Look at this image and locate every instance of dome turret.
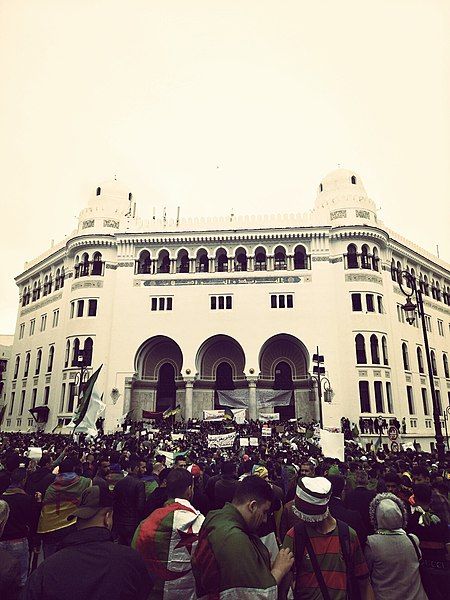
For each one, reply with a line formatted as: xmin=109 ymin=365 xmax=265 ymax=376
xmin=313 ymin=168 xmax=377 ymax=226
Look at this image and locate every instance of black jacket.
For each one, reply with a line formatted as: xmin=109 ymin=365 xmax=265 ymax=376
xmin=25 ymin=467 xmax=55 ymax=498
xmin=0 ymin=489 xmax=36 ymax=540
xmin=329 ymin=496 xmax=368 ymax=547
xmin=113 ymin=474 xmax=146 ymax=530
xmin=344 ymin=486 xmax=376 ymax=535
xmin=24 ymin=527 xmax=152 ymax=600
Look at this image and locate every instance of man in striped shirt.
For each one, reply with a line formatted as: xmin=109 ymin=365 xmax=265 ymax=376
xmin=280 ymin=477 xmax=374 ymax=600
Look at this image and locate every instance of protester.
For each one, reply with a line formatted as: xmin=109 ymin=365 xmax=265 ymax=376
xmin=0 ymin=467 xmax=36 ymax=587
xmin=0 ymin=499 xmax=23 ymax=599
xmin=192 ymin=475 xmax=294 ymax=599
xmin=113 ymin=456 xmax=146 ymax=545
xmin=344 ymin=469 xmax=376 ymax=535
xmin=365 ymin=492 xmax=427 ymax=599
xmin=327 ymin=473 xmax=368 ymax=547
xmin=37 ymin=456 xmax=92 ymax=558
xmin=280 ymin=476 xmax=374 ymax=599
xmin=24 ymin=486 xmax=153 ymax=600
xmin=133 ymin=468 xmax=204 ymax=599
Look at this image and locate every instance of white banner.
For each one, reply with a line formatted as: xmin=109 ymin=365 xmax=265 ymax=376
xmin=171 ymin=433 xmax=184 ymax=441
xmin=262 ymin=426 xmax=271 ymax=437
xmin=204 ymin=410 xmax=226 ymax=421
xmin=232 ymin=408 xmax=247 ymax=424
xmin=319 ymin=429 xmax=344 ymax=461
xmin=249 ymin=437 xmax=259 ymax=446
xmin=240 ymin=437 xmax=249 ymax=447
xmin=27 ymin=447 xmax=43 ymax=460
xmin=259 ymin=413 xmax=279 ymax=422
xmin=217 ymin=389 xmax=292 ymax=409
xmin=207 ymin=431 xmax=237 ymax=448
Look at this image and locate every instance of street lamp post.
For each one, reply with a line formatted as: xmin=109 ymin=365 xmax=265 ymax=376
xmin=309 ymin=347 xmax=333 ymax=429
xmin=399 ymin=271 xmax=446 ymax=463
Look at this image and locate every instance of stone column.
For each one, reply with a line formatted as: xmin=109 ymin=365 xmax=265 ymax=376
xmin=248 ymin=377 xmax=258 ymax=421
xmin=184 ymin=378 xmax=194 ymax=420
xmin=247 ymin=256 xmax=254 ymax=271
xmin=189 ymin=258 xmax=196 ymax=274
xmin=228 ymin=257 xmax=234 ymax=272
xmin=287 ymin=255 xmax=294 ymax=271
xmin=209 ymin=257 xmax=215 ymax=272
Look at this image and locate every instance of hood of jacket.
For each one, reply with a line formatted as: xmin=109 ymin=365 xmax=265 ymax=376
xmin=370 ymin=492 xmax=407 ymax=531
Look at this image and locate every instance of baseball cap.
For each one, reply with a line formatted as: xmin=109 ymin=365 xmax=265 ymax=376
xmin=68 ymin=485 xmax=113 ymax=521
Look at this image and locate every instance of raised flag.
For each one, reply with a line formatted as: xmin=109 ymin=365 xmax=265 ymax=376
xmin=70 ymin=365 xmax=103 ymax=430
xmin=163 ymin=404 xmax=181 ymax=419
xmin=223 ymin=406 xmax=234 ymax=420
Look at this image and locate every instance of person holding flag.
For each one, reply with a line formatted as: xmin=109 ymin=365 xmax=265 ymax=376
xmin=68 ymin=365 xmax=105 ymax=439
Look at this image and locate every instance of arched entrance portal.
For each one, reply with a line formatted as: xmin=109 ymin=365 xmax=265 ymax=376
xmin=156 ymin=363 xmax=177 ymax=413
xmin=259 ymin=334 xmax=309 ymax=420
xmin=133 ymin=336 xmax=183 ymax=418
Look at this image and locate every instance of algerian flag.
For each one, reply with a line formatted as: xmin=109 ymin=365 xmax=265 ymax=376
xmin=163 ymin=404 xmax=181 ymax=419
xmin=68 ymin=365 xmax=103 ymax=436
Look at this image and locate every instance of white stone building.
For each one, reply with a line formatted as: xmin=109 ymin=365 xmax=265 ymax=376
xmin=1 ymin=169 xmax=450 ymax=450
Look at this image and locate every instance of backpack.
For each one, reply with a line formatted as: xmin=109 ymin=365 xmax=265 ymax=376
xmin=293 ymin=520 xmax=360 ymax=600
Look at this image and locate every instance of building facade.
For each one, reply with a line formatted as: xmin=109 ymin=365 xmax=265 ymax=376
xmin=1 ymin=170 xmax=449 ymax=450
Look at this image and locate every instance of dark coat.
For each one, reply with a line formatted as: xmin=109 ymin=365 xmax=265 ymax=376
xmin=0 ymin=489 xmax=35 ymax=540
xmin=24 ymin=527 xmax=153 ymax=600
xmin=25 ymin=467 xmax=55 ymax=498
xmin=329 ymin=496 xmax=368 ymax=547
xmin=113 ymin=474 xmax=146 ymax=531
xmin=344 ymin=485 xmax=376 ymax=535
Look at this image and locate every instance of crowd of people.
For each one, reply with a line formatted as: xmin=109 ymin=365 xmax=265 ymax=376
xmin=0 ymin=417 xmax=449 ymax=599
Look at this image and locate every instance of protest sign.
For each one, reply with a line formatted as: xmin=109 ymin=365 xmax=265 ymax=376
xmin=239 ymin=437 xmax=249 ymax=447
xmin=207 ymin=431 xmax=237 ymax=448
xmin=319 ymin=429 xmax=344 ymax=461
xmin=261 ymin=426 xmax=271 ymax=437
xmin=259 ymin=413 xmax=279 ymax=422
xmin=28 ymin=447 xmax=43 ymax=460
xmin=171 ymin=433 xmax=184 ymax=441
xmin=249 ymin=437 xmax=259 ymax=446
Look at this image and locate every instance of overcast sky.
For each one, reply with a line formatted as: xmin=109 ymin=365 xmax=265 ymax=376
xmin=0 ymin=0 xmax=449 ymax=334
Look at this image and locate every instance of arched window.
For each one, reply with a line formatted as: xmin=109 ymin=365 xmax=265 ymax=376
xmin=71 ymin=338 xmax=80 ymax=367
xmin=355 ymin=334 xmax=367 ymax=364
xmin=423 ymin=275 xmax=429 ymax=296
xmin=43 ymin=275 xmax=49 ymax=297
xmin=234 ymin=248 xmax=247 ymax=272
xmin=157 ymin=250 xmax=170 ymax=274
xmin=80 ymin=253 xmax=90 ymax=277
xmin=430 ymin=350 xmax=437 ymax=376
xmin=177 ymin=249 xmax=190 ymax=273
xmin=390 ymin=259 xmax=396 ymax=282
xmin=35 ymin=349 xmax=42 ymax=375
xmin=402 ymin=342 xmax=410 ymax=371
xmin=443 ymin=354 xmax=449 ymax=379
xmin=216 ymin=249 xmax=228 ymax=272
xmin=83 ymin=338 xmax=93 ymax=366
xmin=294 ymin=245 xmax=308 ymax=270
xmin=47 ymin=274 xmax=53 ymax=294
xmin=372 ymin=247 xmax=379 ymax=271
xmin=137 ymin=250 xmax=151 ymax=274
xmin=24 ymin=353 xmax=30 ymax=377
xmin=47 ymin=346 xmax=55 ymax=373
xmin=32 ymin=281 xmax=38 ymax=302
xmin=435 ymin=281 xmax=441 ymax=301
xmin=370 ymin=334 xmax=380 ymax=364
xmin=351 ymin=175 xmax=357 ymax=184
xmin=417 ymin=347 xmax=424 ymax=373
xmin=396 ymin=261 xmax=402 ymax=284
xmin=361 ymin=244 xmax=371 ymax=269
xmin=96 ymin=186 xmax=101 ymax=196
xmin=64 ymin=340 xmax=70 ymax=368
xmin=22 ymin=287 xmax=27 ymax=307
xmin=197 ymin=249 xmax=209 ymax=273
xmin=274 ymin=246 xmax=287 ymax=270
xmin=55 ymin=268 xmax=61 ymax=289
xmin=381 ymin=336 xmax=389 ymax=365
xmin=13 ymin=356 xmax=20 ymax=379
xmin=60 ymin=267 xmax=65 ymax=288
xmin=91 ymin=252 xmax=103 ymax=276
xmin=254 ymin=247 xmax=267 ymax=271
xmin=346 ymin=244 xmax=359 ymax=269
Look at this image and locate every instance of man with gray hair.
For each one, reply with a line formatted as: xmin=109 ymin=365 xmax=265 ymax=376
xmin=0 ymin=500 xmax=21 ymax=599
